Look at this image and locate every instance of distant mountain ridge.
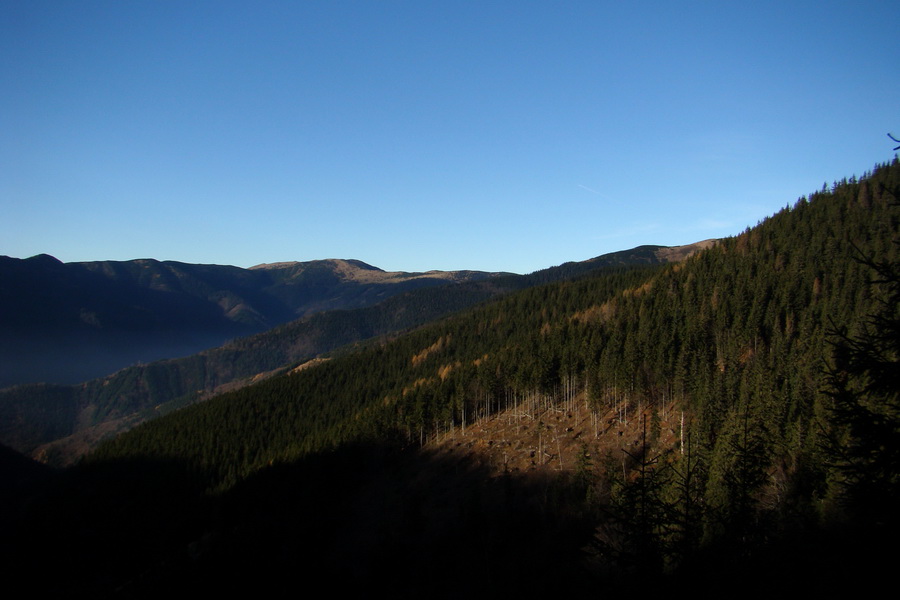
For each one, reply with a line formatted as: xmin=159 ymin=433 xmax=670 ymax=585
xmin=0 ymin=255 xmax=507 ymax=387
xmin=251 ymin=258 xmax=493 ymax=284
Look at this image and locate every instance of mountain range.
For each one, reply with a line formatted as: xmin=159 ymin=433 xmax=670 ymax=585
xmin=0 ymin=255 xmax=508 ymax=388
xmin=2 ymin=160 xmax=898 ymax=595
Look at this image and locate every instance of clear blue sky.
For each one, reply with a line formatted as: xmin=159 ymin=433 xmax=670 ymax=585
xmin=2 ymin=1 xmax=898 ymax=274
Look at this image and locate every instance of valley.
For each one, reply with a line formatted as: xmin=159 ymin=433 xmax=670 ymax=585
xmin=0 ymin=256 xmax=508 ymax=388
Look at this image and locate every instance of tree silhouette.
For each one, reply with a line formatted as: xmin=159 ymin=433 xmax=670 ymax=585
xmin=824 ymin=242 xmax=900 ymax=524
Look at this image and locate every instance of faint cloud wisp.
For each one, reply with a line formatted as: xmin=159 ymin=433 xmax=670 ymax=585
xmin=577 ymin=184 xmax=612 ymax=200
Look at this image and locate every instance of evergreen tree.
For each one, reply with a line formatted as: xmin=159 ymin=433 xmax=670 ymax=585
xmin=824 ymin=242 xmax=900 ymax=524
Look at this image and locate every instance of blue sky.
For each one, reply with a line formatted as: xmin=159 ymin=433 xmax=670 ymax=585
xmin=2 ymin=1 xmax=898 ymax=274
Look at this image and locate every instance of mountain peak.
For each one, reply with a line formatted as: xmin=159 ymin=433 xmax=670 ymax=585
xmin=25 ymin=253 xmax=63 ymax=266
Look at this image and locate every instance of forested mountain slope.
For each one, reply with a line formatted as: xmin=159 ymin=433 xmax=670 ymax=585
xmin=93 ymin=162 xmax=899 ymax=495
xmin=7 ymin=160 xmax=898 ymax=595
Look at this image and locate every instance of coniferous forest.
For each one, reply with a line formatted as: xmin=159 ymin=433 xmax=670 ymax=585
xmin=3 ymin=160 xmax=899 ymax=596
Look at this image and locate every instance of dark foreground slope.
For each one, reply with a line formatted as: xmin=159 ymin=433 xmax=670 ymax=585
xmin=6 ymin=160 xmax=898 ymax=596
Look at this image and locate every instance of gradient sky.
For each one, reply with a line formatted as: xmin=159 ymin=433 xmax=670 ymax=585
xmin=2 ymin=1 xmax=898 ymax=274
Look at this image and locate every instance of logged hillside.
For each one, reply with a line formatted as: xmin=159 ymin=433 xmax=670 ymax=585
xmin=6 ymin=161 xmax=898 ymax=595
